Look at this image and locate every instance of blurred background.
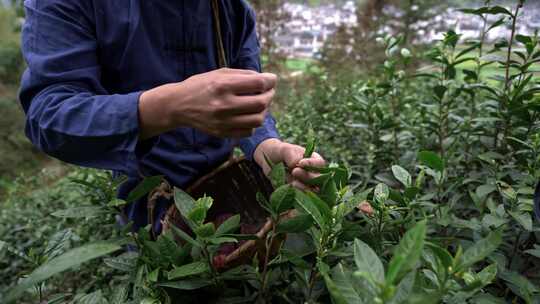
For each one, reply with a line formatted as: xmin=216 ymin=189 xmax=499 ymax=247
xmin=0 ymin=0 xmax=538 ymax=190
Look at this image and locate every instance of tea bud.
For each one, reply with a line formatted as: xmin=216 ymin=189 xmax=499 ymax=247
xmin=462 ymin=272 xmax=476 ymax=285
xmin=387 ymin=46 xmax=399 ymax=57
xmin=401 ymin=48 xmax=411 ymax=58
xmin=397 ymin=70 xmax=406 ymax=79
xmin=376 ymin=37 xmax=385 ymax=45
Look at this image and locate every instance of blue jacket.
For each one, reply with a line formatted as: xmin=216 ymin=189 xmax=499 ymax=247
xmin=19 ymin=0 xmax=280 ymax=231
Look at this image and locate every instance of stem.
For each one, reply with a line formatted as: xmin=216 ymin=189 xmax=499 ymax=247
xmin=202 ymin=245 xmax=219 ymax=286
xmin=392 ymin=90 xmax=400 ymax=163
xmin=466 ymin=15 xmax=488 ymax=161
xmin=508 ymin=231 xmax=523 ymax=270
xmin=504 ymin=5 xmax=521 ymax=93
xmin=501 ymin=3 xmax=522 ymax=149
xmin=306 ymin=264 xmax=319 ymax=302
xmin=260 ymin=219 xmax=278 ymax=300
xmin=377 ymin=209 xmax=385 ymax=253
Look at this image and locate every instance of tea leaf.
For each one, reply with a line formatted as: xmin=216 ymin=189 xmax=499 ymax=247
xmin=126 ymin=176 xmax=163 ymax=203
xmin=170 ymin=225 xmax=200 ymax=247
xmin=208 ymin=236 xmax=237 ymax=245
xmin=304 ymin=128 xmax=317 ymax=158
xmin=276 ymin=214 xmax=314 ymax=234
xmin=168 ymin=261 xmax=209 ymax=280
xmin=392 ymin=165 xmax=412 ymax=188
xmin=386 ymin=220 xmax=427 ymax=285
xmin=295 ymin=191 xmax=330 ymax=229
xmin=5 ymin=241 xmax=123 ymax=303
xmin=215 ymin=214 xmax=241 ymax=235
xmin=158 ymin=279 xmax=211 ymax=290
xmin=320 ymin=178 xmax=338 ymax=207
xmin=425 ymin=243 xmax=453 ymax=270
xmin=353 ymin=239 xmax=384 ymax=283
xmin=148 ymin=268 xmax=160 ymax=282
xmin=269 ymin=162 xmax=287 ymax=188
xmin=174 ymin=187 xmax=197 ymax=217
xmin=477 ymin=263 xmax=498 ymax=285
xmin=524 ymin=245 xmax=540 ymax=258
xmin=327 ymin=264 xmax=363 ymax=304
xmin=76 ymin=290 xmax=108 ymax=304
xmin=194 ymin=222 xmax=216 ymax=238
xmin=458 ymin=230 xmax=502 ymax=271
xmin=270 ymin=185 xmax=296 ymax=213
xmin=509 ymin=211 xmax=532 ymax=231
xmin=389 ymin=270 xmax=416 ymax=304
xmin=44 ymin=229 xmax=73 ymax=260
xmin=418 ymin=151 xmax=444 ymax=172
xmin=374 ymin=183 xmax=390 ymax=203
xmin=499 ymin=271 xmax=539 ymax=302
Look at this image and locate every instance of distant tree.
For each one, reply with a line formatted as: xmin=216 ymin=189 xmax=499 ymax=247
xmin=249 ymin=0 xmax=290 ymax=73
xmin=320 ymin=0 xmax=448 ymax=77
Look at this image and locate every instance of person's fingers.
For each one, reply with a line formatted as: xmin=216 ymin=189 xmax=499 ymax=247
xmin=219 ymin=89 xmax=275 ymax=116
xmin=282 ymin=144 xmax=306 ymax=169
xmin=291 ymin=167 xmax=320 ymax=183
xmin=298 ymin=152 xmax=326 ymax=168
xmin=217 ymin=68 xmax=258 ymax=75
xmin=291 ymin=180 xmax=311 ymax=191
xmin=226 ymin=73 xmax=277 ymax=95
xmin=225 ymin=110 xmax=267 ymax=129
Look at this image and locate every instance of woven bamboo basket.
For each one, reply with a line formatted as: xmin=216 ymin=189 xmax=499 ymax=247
xmin=162 ymin=157 xmax=291 ymax=270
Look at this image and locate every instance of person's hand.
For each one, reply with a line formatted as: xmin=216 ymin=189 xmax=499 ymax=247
xmin=254 ymin=139 xmax=326 ymax=191
xmin=138 ymin=68 xmax=277 ymax=139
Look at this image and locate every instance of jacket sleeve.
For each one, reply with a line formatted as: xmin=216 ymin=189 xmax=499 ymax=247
xmin=19 ymin=0 xmax=152 ymax=174
xmin=232 ymin=4 xmax=281 ymax=160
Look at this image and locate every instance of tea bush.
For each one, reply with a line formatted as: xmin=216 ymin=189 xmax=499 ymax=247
xmin=2 ymin=1 xmax=540 ymax=304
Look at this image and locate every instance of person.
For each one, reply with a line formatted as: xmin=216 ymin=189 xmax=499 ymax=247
xmin=19 ymin=0 xmax=325 ymax=233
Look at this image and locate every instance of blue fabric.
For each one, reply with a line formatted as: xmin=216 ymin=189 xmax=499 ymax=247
xmin=19 ymin=0 xmax=280 ymax=232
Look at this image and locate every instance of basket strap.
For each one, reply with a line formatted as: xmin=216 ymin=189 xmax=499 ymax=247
xmin=211 ymin=0 xmax=240 ymax=161
xmin=211 ymin=0 xmax=228 ymax=68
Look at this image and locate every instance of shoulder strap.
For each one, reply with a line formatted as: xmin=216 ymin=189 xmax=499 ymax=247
xmin=211 ymin=0 xmax=228 ymax=68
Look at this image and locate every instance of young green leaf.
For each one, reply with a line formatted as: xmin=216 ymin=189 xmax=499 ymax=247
xmin=276 ymin=214 xmax=314 ymax=234
xmin=193 ymin=222 xmax=216 ymax=238
xmin=418 ymin=151 xmax=444 ymax=172
xmin=170 ymin=225 xmax=200 ymax=247
xmin=168 ymin=261 xmax=209 ymax=280
xmin=158 ymin=279 xmax=212 ymax=290
xmin=126 ymin=176 xmax=163 ymax=203
xmin=353 ymin=239 xmax=385 ymax=283
xmin=374 ymin=183 xmax=390 ymax=204
xmin=386 ymin=220 xmax=427 ymax=285
xmin=303 ymin=128 xmax=317 ymax=159
xmin=319 ymin=177 xmax=338 ymax=207
xmin=327 ymin=264 xmax=363 ymax=304
xmin=389 ymin=270 xmax=416 ymax=304
xmin=267 ymin=160 xmax=287 ymax=188
xmin=174 ymin=187 xmax=197 ymax=217
xmin=457 ymin=229 xmax=502 ymax=271
xmin=391 ymin=165 xmax=412 ymax=188
xmin=295 ymin=191 xmax=330 ymax=229
xmin=215 ymin=214 xmax=240 ymax=235
xmin=270 ymin=185 xmax=296 ymax=213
